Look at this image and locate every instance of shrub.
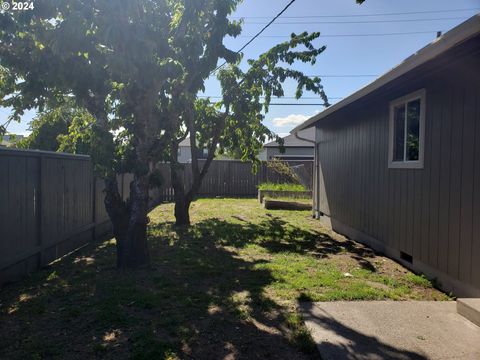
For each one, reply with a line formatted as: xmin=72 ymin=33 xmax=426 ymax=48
xmin=266 ymin=158 xmax=301 ymax=184
xmin=258 ymin=182 xmax=307 ymax=191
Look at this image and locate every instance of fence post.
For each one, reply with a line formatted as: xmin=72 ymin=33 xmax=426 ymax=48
xmin=227 ymin=161 xmax=232 ymax=196
xmin=37 ymin=155 xmax=45 ymax=268
xmin=261 ymin=162 xmax=266 ymax=184
xmin=92 ymin=172 xmax=96 ymax=241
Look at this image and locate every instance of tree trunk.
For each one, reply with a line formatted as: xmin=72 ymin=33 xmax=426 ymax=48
xmin=169 ymin=107 xmax=227 ymax=227
xmin=174 ymin=197 xmax=191 ymax=226
xmin=171 ymin=163 xmax=191 ymax=226
xmin=104 ymin=175 xmax=150 ymax=268
xmin=120 ymin=175 xmax=150 ymax=267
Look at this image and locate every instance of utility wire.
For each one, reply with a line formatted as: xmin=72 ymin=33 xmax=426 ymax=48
xmin=260 ymin=103 xmax=327 ymax=106
xmin=243 ymin=16 xmax=466 ymax=25
xmin=231 ymin=7 xmax=480 ymax=19
xmin=210 ymin=102 xmax=330 ymax=106
xmin=199 ymin=95 xmax=344 ymax=99
xmin=306 ymin=74 xmax=377 ymax=78
xmin=237 ymin=30 xmax=444 ymax=38
xmin=210 ymin=0 xmax=297 ymax=76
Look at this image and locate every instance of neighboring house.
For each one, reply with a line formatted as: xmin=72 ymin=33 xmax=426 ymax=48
xmin=259 ymin=127 xmax=315 ymax=161
xmin=0 ymin=134 xmax=24 ymax=147
xmin=292 ymin=15 xmax=480 ymax=297
xmin=177 ymin=137 xmax=209 ymax=163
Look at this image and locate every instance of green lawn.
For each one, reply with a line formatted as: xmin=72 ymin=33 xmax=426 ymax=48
xmin=0 ymin=198 xmax=449 ymax=360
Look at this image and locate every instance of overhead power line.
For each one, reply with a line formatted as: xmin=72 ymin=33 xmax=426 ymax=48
xmin=210 ymin=102 xmax=329 ymax=106
xmin=261 ymin=103 xmax=326 ymax=106
xmin=198 ymin=95 xmax=344 ymax=100
xmin=231 ymin=8 xmax=480 ymax=19
xmin=306 ymin=74 xmax=377 ymax=78
xmin=210 ymin=0 xmax=297 ymax=75
xmin=244 ymin=17 xmax=466 ymax=25
xmin=237 ymin=30 xmax=444 ymax=38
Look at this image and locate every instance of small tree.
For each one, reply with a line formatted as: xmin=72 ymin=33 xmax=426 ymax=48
xmin=166 ymin=32 xmax=329 ymax=225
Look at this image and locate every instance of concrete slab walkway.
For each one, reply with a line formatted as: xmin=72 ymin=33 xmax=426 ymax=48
xmin=300 ymin=301 xmax=480 ymax=360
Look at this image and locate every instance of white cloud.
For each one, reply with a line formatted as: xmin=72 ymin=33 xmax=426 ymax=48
xmin=272 ymin=114 xmax=309 ymax=127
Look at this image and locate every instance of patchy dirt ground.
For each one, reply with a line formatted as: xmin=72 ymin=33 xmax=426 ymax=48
xmin=0 ymin=198 xmax=449 ymax=360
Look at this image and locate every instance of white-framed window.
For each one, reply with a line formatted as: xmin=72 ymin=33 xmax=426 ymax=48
xmin=388 ymin=89 xmax=426 ymax=169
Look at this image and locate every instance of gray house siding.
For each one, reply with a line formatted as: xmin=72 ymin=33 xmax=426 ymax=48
xmin=264 ymin=146 xmax=314 ymax=160
xmin=314 ymin=43 xmax=480 ymax=296
xmin=177 ymin=146 xmax=192 ymax=163
xmin=261 ymin=128 xmax=315 ymax=160
xmin=177 ymin=145 xmax=208 ymax=163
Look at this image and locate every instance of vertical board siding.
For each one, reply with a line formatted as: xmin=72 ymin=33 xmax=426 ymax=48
xmin=426 ymin=85 xmax=442 ymax=268
xmin=316 ymin=54 xmax=480 ymax=292
xmin=447 ymin=87 xmax=464 ymax=279
xmin=458 ymin=84 xmax=476 ymax=283
xmin=406 ymin=170 xmax=415 ymax=255
xmin=472 ymin=87 xmax=480 ymax=287
xmin=437 ymin=87 xmax=453 ymax=274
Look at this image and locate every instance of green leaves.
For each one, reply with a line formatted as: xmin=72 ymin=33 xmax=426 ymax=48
xmin=1 ymin=0 xmax=333 ymax=184
xmin=211 ymin=31 xmax=329 ymax=164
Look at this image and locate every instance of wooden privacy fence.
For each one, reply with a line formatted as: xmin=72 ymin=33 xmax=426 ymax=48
xmin=0 ymin=148 xmax=142 ymax=285
xmin=154 ymin=159 xmax=313 ymax=202
xmin=0 ymin=150 xmax=311 ymax=285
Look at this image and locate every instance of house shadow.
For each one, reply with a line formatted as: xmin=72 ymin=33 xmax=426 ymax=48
xmin=300 ymin=302 xmax=428 ymax=360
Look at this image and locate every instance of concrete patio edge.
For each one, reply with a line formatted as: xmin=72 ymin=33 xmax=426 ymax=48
xmin=300 ymin=301 xmax=480 ymax=360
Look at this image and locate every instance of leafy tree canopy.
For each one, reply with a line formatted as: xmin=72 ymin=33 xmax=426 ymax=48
xmin=15 ymin=100 xmax=94 ymax=153
xmin=0 ymin=0 xmax=361 ymax=265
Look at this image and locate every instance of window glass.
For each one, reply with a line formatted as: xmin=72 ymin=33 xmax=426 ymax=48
xmin=406 ymin=99 xmax=420 ymax=161
xmin=389 ymin=90 xmax=424 ymax=168
xmin=393 ymin=104 xmax=405 ymax=162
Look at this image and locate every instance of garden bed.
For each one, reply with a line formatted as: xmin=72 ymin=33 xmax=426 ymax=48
xmin=258 ymin=189 xmax=312 ymax=203
xmin=257 ymin=183 xmax=312 ymax=203
xmin=263 ymin=198 xmax=312 ymax=210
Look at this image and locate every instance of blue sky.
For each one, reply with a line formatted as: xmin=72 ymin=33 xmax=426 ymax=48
xmin=3 ymin=0 xmax=480 ymax=136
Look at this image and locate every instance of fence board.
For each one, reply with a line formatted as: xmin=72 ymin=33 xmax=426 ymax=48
xmin=152 ymin=160 xmax=312 ymax=202
xmin=1 ymin=149 xmax=311 ymax=285
xmin=0 ymin=149 xmax=149 ymax=285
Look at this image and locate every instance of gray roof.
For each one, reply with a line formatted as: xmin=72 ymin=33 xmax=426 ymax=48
xmin=292 ymin=14 xmax=480 ymax=132
xmin=264 ymin=127 xmax=315 ymax=148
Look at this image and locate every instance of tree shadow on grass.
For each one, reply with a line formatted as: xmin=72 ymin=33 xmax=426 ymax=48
xmin=0 ymin=223 xmax=316 ymax=359
xmin=190 ymin=215 xmax=377 ymax=270
xmin=0 ymin=214 xmax=385 ymax=359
